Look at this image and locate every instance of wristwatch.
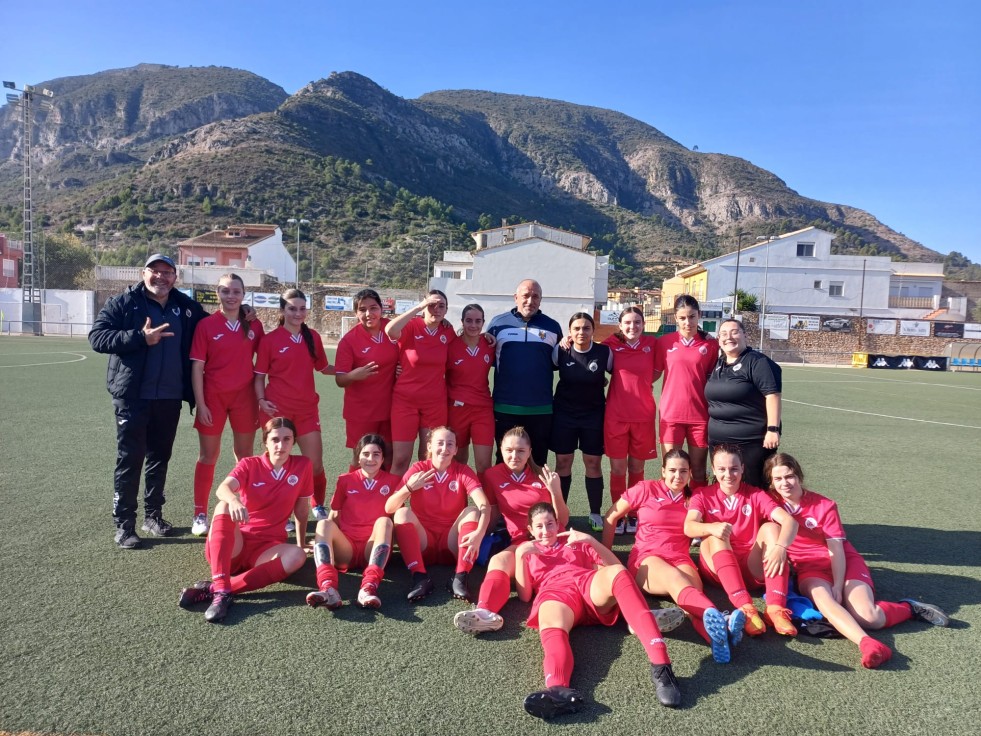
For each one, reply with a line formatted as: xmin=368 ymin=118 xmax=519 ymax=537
xmin=766 ymin=425 xmax=782 ymax=434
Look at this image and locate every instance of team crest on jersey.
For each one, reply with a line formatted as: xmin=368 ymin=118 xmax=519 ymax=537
xmin=742 ymin=504 xmax=752 ymax=516
xmin=440 ymin=334 xmax=448 ymax=344
xmin=484 ymin=354 xmax=490 ymax=364
xmin=449 ymin=480 xmax=460 ymax=492
xmin=643 ymin=346 xmax=651 ymax=353
xmin=532 ymin=482 xmax=543 ymax=489
xmin=733 ymin=363 xmax=743 ymax=372
xmin=380 ymin=485 xmax=391 ymax=496
xmin=587 ymin=360 xmax=599 ymax=372
xmin=805 ymin=517 xmax=818 ymax=529
xmin=699 ymin=345 xmax=708 ymax=355
xmin=248 ymin=330 xmax=255 ymax=340
xmin=287 ymin=474 xmax=299 ymax=486
xmin=538 ymin=330 xmax=547 ymax=341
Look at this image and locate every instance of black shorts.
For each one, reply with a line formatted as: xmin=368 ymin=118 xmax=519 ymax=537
xmin=550 ymin=411 xmax=604 ymax=456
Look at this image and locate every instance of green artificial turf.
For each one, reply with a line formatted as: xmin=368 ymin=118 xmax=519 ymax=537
xmin=0 ymin=338 xmax=978 ymax=736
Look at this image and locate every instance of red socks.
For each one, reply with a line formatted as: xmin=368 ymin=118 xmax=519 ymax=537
xmin=540 ymin=627 xmax=574 ymax=688
xmin=860 ymin=636 xmax=893 ymax=669
xmin=315 ymin=559 xmax=339 ymax=592
xmin=312 ymin=469 xmax=327 ymax=507
xmin=362 ymin=564 xmax=384 ymax=590
xmin=476 ymin=569 xmax=512 ymax=613
xmin=206 ymin=512 xmax=236 ymax=593
xmin=230 ymin=558 xmax=288 ymax=594
xmin=678 ymin=585 xmax=715 ymax=643
xmin=878 ymin=600 xmax=914 ymax=628
xmin=455 ymin=521 xmax=478 ymax=573
xmin=627 ymin=469 xmax=645 ymax=488
xmin=610 ymin=472 xmax=627 ymax=504
xmin=612 ymin=570 xmax=670 ymax=665
xmin=394 ymin=523 xmax=427 ymax=574
xmin=193 ymin=462 xmax=215 ymax=517
xmin=763 ymin=562 xmax=789 ymax=607
xmin=712 ymin=550 xmax=753 ymax=608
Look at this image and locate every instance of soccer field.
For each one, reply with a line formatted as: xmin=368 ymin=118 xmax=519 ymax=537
xmin=1 ymin=336 xmax=979 ymax=736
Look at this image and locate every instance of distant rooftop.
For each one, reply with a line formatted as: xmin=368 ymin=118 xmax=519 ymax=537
xmin=179 ymin=224 xmax=279 ymax=249
xmin=471 ymin=221 xmax=591 ymax=251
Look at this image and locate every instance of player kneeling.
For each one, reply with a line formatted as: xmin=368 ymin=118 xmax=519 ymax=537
xmin=179 ymin=417 xmax=311 ymax=623
xmin=516 ymin=503 xmax=681 ymax=720
xmin=307 ymin=435 xmax=400 ymax=610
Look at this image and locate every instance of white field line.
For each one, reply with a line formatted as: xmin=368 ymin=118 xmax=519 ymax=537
xmin=0 ymin=352 xmax=88 ymax=368
xmin=783 ymin=398 xmax=981 ymax=429
xmin=785 ymin=367 xmax=981 ymax=391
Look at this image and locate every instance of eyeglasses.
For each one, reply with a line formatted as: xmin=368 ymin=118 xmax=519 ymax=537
xmin=145 ymin=269 xmax=176 ymax=278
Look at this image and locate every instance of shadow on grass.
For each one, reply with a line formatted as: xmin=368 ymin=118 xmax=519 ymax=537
xmin=848 ymin=525 xmax=981 ymax=568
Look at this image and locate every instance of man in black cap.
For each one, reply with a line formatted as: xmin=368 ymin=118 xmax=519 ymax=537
xmin=90 ymin=255 xmax=207 ymax=548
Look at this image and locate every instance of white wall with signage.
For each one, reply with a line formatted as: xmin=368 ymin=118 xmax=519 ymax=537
xmin=899 ymin=320 xmax=930 ymax=337
xmin=790 ymin=315 xmax=820 ymax=331
xmin=866 ymin=318 xmax=897 ymax=335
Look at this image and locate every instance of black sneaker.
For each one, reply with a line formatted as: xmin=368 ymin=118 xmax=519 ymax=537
xmin=179 ymin=580 xmax=214 ymax=609
xmin=901 ymin=598 xmax=950 ymax=627
xmin=407 ymin=572 xmax=435 ymax=602
xmin=141 ymin=515 xmax=174 ymax=537
xmin=449 ymin=572 xmax=471 ymax=602
xmin=650 ymin=664 xmax=681 ymax=708
xmin=205 ymin=591 xmax=233 ymax=623
xmin=115 ymin=528 xmax=142 ymax=549
xmin=523 ymin=686 xmax=585 ymax=720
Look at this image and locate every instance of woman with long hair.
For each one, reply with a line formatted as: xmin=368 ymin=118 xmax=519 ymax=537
xmin=189 ymin=273 xmax=264 ymax=536
xmin=446 ymin=303 xmax=495 ymax=483
xmin=253 ymin=289 xmax=331 ymax=523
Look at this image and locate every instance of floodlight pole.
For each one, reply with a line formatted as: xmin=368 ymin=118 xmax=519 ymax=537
xmin=287 ymin=217 xmax=310 ymax=288
xmin=731 ymin=232 xmax=746 ymax=316
xmin=3 ymin=80 xmax=53 ymax=335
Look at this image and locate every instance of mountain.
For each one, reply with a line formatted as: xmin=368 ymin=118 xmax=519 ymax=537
xmin=0 ymin=66 xmax=947 ymax=288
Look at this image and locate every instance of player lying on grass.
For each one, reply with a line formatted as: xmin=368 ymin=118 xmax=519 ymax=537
xmin=385 ymin=426 xmax=490 ymax=602
xmin=452 ymin=426 xmax=569 ymax=634
xmin=603 ymin=449 xmax=745 ymax=663
xmin=764 ymin=453 xmax=949 ymax=669
xmin=683 ymin=444 xmax=799 ymax=638
xmin=515 ymin=503 xmax=681 ymax=719
xmin=307 ymin=434 xmax=401 ymax=611
xmin=178 ymin=417 xmax=310 ymax=623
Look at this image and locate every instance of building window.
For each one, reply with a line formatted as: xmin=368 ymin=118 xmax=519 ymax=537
xmin=829 ymin=281 xmax=844 ymax=297
xmin=797 ymin=242 xmax=815 ymax=257
xmin=814 ymin=280 xmax=823 ymax=290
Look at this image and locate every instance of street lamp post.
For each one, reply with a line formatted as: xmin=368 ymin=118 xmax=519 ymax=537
xmin=731 ymin=231 xmax=746 ymax=317
xmin=287 ymin=217 xmax=310 ymax=288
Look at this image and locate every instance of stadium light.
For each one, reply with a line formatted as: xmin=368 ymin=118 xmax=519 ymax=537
xmin=287 ymin=217 xmax=310 ymax=288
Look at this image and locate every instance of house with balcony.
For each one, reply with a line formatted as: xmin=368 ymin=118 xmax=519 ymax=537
xmin=428 ymin=221 xmax=609 ymax=328
xmin=176 ymin=224 xmax=295 ymax=284
xmin=0 ymin=233 xmax=24 ymax=288
xmin=673 ymin=226 xmax=950 ymax=320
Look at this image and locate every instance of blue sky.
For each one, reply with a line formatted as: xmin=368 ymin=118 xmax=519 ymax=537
xmin=4 ymin=1 xmax=979 ymax=262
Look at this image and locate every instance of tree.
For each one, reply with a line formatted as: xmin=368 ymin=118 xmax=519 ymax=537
xmin=40 ymin=234 xmax=96 ymax=289
xmin=727 ymin=289 xmax=759 ymax=313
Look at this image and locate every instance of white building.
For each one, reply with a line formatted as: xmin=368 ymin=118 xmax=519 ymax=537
xmin=177 ymin=225 xmax=296 ymax=284
xmin=428 ymin=222 xmax=610 ymax=328
xmin=676 ymin=226 xmax=949 ymax=319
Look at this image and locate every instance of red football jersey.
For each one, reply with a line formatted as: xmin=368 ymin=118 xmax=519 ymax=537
xmin=780 ymin=489 xmax=849 ymax=565
xmin=254 ymin=326 xmax=329 ymax=413
xmin=621 ymin=480 xmax=691 ymax=561
xmin=190 ymin=312 xmax=264 ymax=393
xmin=228 ymin=454 xmax=313 ymax=537
xmin=524 ymin=540 xmax=604 ymax=594
xmin=483 ymin=463 xmax=563 ymax=544
xmin=688 ymin=482 xmax=779 ymax=553
xmin=335 ymin=319 xmax=399 ymax=422
xmin=401 ymin=459 xmax=481 ymax=530
xmin=446 ymin=339 xmax=494 ymax=407
xmin=603 ymin=335 xmax=661 ymax=423
xmin=330 ymin=469 xmax=401 ymax=542
xmin=393 ymin=318 xmax=455 ymax=401
xmin=657 ymin=332 xmax=719 ymax=424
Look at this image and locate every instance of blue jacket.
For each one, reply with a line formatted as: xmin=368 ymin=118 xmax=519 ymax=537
xmin=486 ymin=307 xmax=561 ymax=412
xmin=89 ymin=283 xmax=207 ymax=406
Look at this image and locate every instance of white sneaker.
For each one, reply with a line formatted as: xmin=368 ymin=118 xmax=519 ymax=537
xmin=628 ymin=606 xmax=687 ymax=635
xmin=191 ymin=513 xmax=209 ymax=537
xmin=357 ymin=584 xmax=382 ymax=609
xmin=626 ymin=517 xmax=638 ymax=534
xmin=453 ymin=607 xmax=504 ymax=634
xmin=615 ymin=519 xmax=626 ymax=535
xmin=588 ymin=513 xmax=604 ymax=532
xmin=285 ymin=518 xmax=296 ymax=533
xmin=311 ymin=505 xmax=329 ymax=521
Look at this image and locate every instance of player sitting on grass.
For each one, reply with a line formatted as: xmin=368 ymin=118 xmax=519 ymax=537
xmin=178 ymin=417 xmax=310 ymax=623
xmin=765 ymin=453 xmax=949 ymax=669
xmin=307 ymin=434 xmax=400 ymax=610
xmin=603 ymin=449 xmax=745 ymax=663
xmin=684 ymin=444 xmax=799 ymax=638
xmin=516 ymin=503 xmax=681 ymax=719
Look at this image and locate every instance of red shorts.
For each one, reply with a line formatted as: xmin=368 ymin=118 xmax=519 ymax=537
xmin=421 ymin=524 xmax=456 ymax=566
xmin=448 ymin=402 xmax=495 ymax=447
xmin=336 ymin=538 xmax=369 ymax=572
xmin=391 ymin=396 xmax=447 ymax=443
xmin=698 ymin=546 xmax=764 ymax=589
xmin=345 ymin=418 xmax=392 ymax=449
xmin=795 ymin=549 xmax=874 ymax=590
xmin=527 ymin=570 xmax=619 ymax=629
xmin=195 ymin=384 xmax=259 ymax=436
xmin=259 ymin=405 xmax=321 ymax=437
xmin=205 ymin=531 xmax=282 ymax=573
xmin=659 ymin=420 xmax=708 ymax=448
xmin=604 ymin=417 xmax=657 ymax=460
xmin=628 ymin=547 xmax=695 ymax=578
